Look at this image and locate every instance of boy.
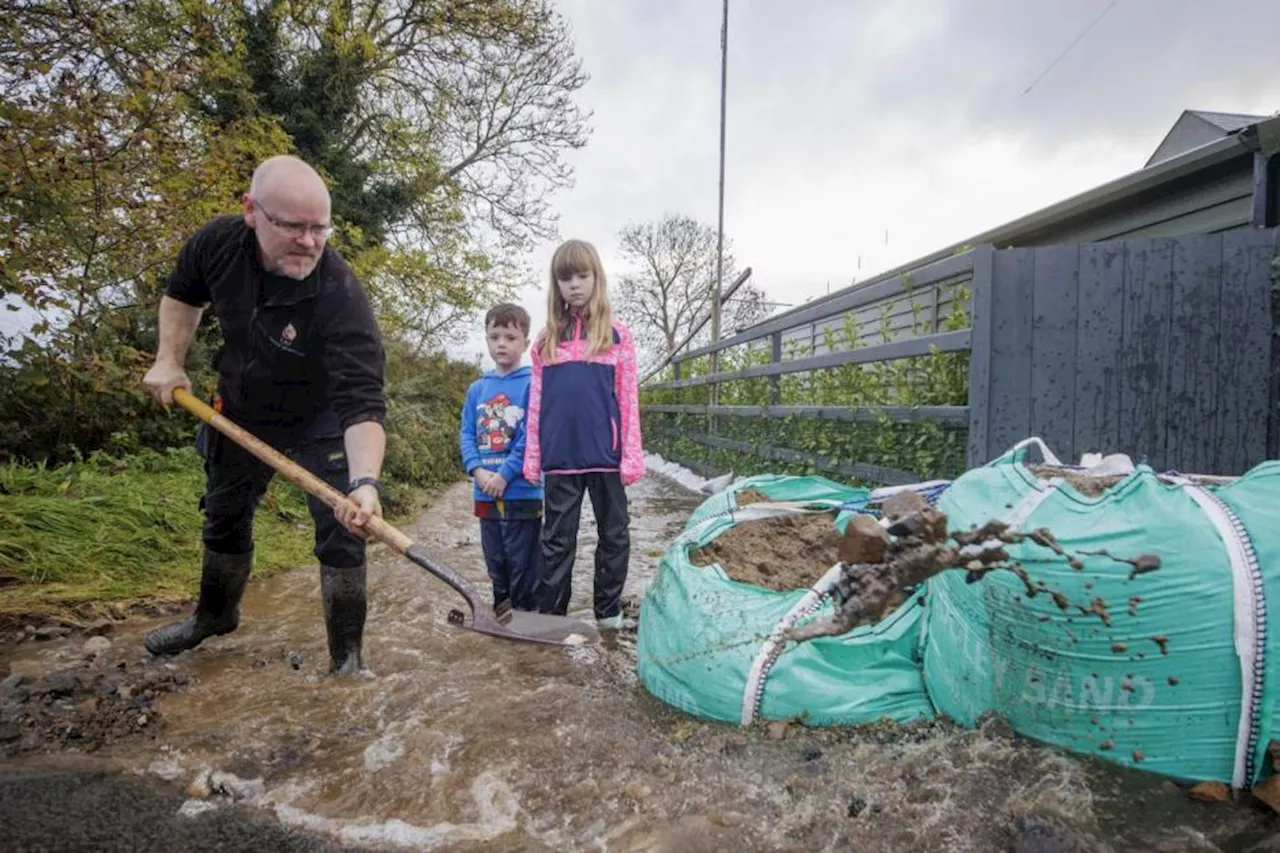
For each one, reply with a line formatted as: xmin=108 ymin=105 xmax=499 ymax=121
xmin=460 ymin=303 xmax=543 ymax=612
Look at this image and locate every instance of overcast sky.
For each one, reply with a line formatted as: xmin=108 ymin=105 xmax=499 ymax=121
xmin=4 ymin=0 xmax=1277 ymax=363
xmin=454 ymin=0 xmax=1280 ymax=366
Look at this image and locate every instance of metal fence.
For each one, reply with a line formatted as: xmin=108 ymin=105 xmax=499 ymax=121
xmin=641 ymin=226 xmax=1280 ymax=484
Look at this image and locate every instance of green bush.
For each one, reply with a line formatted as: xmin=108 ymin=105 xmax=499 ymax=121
xmin=641 ymin=281 xmax=972 ymax=483
xmin=381 ymin=344 xmax=480 ymax=512
xmin=0 ymin=307 xmax=222 ymax=465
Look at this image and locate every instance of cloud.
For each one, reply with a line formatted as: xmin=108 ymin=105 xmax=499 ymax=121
xmin=375 ymin=2 xmax=1280 ymax=366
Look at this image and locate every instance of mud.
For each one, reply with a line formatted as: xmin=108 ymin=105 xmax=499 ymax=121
xmin=1 ymin=647 xmax=189 ymax=756
xmin=690 ymin=507 xmax=844 ymax=592
xmin=789 ymin=498 xmax=1160 ymax=643
xmin=2 ymin=472 xmax=1278 ymax=852
xmin=1028 ymin=465 xmax=1123 ymax=497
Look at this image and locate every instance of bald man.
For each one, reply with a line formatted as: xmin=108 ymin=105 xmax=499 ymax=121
xmin=140 ymin=155 xmax=386 ymax=676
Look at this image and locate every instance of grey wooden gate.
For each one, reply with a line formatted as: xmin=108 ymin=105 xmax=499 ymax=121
xmin=968 ymin=228 xmax=1279 ymax=474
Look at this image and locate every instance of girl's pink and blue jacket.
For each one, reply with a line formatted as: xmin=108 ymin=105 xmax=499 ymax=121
xmin=523 ymin=316 xmax=645 ymax=486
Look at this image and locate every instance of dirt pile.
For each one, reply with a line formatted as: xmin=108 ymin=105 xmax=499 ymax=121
xmin=0 ymin=658 xmax=189 ymax=756
xmin=690 ymin=505 xmax=846 ymax=592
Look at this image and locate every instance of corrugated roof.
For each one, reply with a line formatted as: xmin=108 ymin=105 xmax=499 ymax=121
xmin=1188 ymin=110 xmax=1268 ymax=133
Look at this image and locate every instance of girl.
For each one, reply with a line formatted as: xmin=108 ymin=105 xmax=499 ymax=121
xmin=523 ymin=239 xmax=644 ymax=628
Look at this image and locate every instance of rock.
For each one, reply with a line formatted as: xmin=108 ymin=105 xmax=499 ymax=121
xmin=1252 ymin=775 xmax=1280 ymax=813
xmin=766 ymin=721 xmax=789 ymax=741
xmin=847 ymin=795 xmax=868 ymax=818
xmin=839 ymin=515 xmax=890 ymax=565
xmin=31 ymin=625 xmax=70 ymax=641
xmin=33 ymin=673 xmax=77 ymax=697
xmin=881 ymin=490 xmax=927 ymax=519
xmin=1188 ymin=781 xmax=1229 ymax=803
xmin=209 ymin=772 xmax=264 ymax=801
xmin=178 ymin=799 xmax=217 ymax=818
xmin=83 ymin=620 xmax=115 ymax=638
xmin=0 ymin=722 xmax=21 ymax=742
xmin=188 ymin=771 xmax=212 ymax=799
xmin=1010 ymin=813 xmax=1109 ymax=853
xmin=83 ymin=636 xmax=112 ymax=655
xmin=1 ymin=672 xmax=28 ymax=692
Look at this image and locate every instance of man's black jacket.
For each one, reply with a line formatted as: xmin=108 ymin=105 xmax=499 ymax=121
xmin=164 ymin=215 xmax=386 ymax=437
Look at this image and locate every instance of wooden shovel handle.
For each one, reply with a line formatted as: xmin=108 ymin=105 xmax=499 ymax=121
xmin=171 ymin=388 xmax=414 ymax=554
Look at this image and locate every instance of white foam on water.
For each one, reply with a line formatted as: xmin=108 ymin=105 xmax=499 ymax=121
xmin=362 ymin=716 xmax=422 ymax=774
xmin=362 ymin=733 xmax=406 ymax=773
xmin=268 ymin=769 xmax=521 ymax=850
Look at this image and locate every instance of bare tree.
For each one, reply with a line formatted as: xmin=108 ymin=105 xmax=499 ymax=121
xmin=615 ymin=214 xmax=769 ymax=368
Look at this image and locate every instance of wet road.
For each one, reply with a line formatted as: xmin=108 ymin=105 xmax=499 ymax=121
xmin=2 ymin=469 xmax=1277 ymax=852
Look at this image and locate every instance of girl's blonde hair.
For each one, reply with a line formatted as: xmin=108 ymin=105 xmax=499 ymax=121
xmin=541 ymin=239 xmax=614 ymax=362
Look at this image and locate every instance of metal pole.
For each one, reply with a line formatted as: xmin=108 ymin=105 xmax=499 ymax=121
xmin=711 ymin=0 xmax=728 ymax=405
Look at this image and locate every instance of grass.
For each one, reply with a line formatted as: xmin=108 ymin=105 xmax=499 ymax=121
xmin=0 ymin=446 xmax=422 ymax=629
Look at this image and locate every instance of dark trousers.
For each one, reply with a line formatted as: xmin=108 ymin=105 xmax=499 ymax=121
xmin=197 ymin=424 xmax=366 ymax=569
xmin=535 ymin=472 xmax=630 ymax=619
xmin=479 ymin=516 xmax=542 ymax=611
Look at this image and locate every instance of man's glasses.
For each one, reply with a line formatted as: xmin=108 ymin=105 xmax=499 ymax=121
xmin=251 ymin=197 xmax=333 ymax=241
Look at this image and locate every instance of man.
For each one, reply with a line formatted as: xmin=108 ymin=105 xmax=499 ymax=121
xmin=141 ymin=155 xmax=386 ymax=676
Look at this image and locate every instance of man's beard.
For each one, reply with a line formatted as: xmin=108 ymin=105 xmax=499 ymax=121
xmin=272 ymin=254 xmax=318 ymax=280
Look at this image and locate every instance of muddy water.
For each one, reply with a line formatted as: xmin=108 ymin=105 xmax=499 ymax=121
xmin=3 ymin=473 xmax=1278 ymax=852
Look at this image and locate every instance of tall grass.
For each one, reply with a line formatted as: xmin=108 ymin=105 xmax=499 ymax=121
xmin=0 ymin=447 xmax=316 ymax=625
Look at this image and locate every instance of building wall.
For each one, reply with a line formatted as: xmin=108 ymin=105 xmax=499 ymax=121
xmin=1001 ymin=156 xmax=1256 ymax=248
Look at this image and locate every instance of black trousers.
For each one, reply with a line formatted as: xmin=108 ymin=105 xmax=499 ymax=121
xmin=197 ymin=423 xmax=366 ymax=569
xmin=535 ymin=472 xmax=630 ymax=619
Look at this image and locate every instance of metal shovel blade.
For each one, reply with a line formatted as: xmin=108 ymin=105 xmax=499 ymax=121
xmin=404 ymin=545 xmax=600 ymax=647
xmin=450 ymin=606 xmax=600 ymax=647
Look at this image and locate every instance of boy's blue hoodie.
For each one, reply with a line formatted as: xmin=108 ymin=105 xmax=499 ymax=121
xmin=459 ymin=366 xmax=543 ymax=503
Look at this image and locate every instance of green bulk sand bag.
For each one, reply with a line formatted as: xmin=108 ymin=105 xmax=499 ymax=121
xmin=922 ymin=439 xmax=1277 ymax=787
xmin=637 ymin=475 xmax=935 ymax=728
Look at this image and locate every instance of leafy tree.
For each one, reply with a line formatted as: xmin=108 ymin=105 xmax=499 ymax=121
xmin=191 ymin=0 xmax=592 ymax=348
xmin=615 ymin=214 xmax=770 ymax=369
xmin=0 ymin=0 xmax=592 ymax=460
xmin=0 ymin=0 xmax=290 ymax=459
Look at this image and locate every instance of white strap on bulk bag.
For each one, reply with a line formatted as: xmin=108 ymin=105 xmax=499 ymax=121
xmin=1173 ymin=481 xmax=1266 ymax=788
xmin=740 ymin=563 xmax=846 ymax=727
xmin=1003 ymin=437 xmax=1064 ymax=467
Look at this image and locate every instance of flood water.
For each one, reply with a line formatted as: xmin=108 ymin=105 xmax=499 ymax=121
xmin=3 ymin=471 xmax=1278 ymax=852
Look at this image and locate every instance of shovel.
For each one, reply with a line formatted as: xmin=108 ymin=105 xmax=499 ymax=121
xmin=171 ymin=388 xmax=599 ymax=647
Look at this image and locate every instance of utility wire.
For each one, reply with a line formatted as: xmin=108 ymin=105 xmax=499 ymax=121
xmin=1021 ymin=0 xmax=1119 ymax=96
